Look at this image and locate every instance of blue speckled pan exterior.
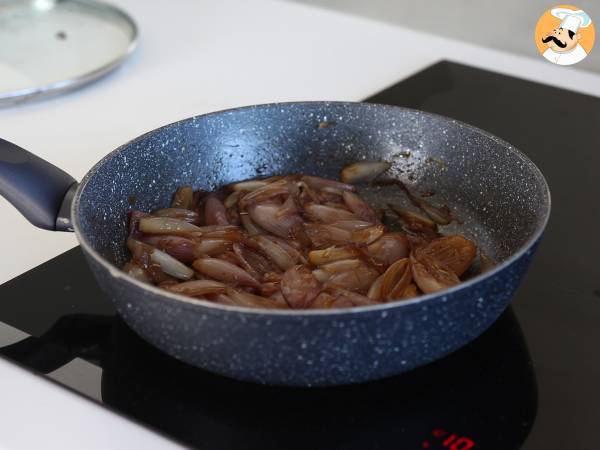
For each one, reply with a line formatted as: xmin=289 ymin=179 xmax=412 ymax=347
xmin=72 ymin=102 xmax=550 ymax=386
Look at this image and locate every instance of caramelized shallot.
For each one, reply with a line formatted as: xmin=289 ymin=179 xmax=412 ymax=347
xmin=340 ymin=161 xmax=391 ymax=184
xmin=281 ymin=265 xmax=321 ymax=308
xmin=123 ymin=171 xmax=479 ymax=309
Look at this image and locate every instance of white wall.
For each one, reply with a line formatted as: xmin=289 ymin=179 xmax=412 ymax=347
xmin=290 ymin=0 xmax=600 ymax=73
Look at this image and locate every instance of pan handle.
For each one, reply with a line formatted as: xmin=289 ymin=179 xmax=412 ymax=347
xmin=0 ymin=138 xmax=77 ymax=231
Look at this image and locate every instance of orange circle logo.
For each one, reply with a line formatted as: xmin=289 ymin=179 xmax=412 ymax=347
xmin=534 ymin=5 xmax=595 ymax=66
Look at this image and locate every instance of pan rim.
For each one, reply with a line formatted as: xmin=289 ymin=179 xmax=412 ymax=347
xmin=72 ymin=101 xmax=551 ymax=317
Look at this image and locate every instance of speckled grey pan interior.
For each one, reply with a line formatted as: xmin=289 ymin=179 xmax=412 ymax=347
xmin=72 ymin=102 xmax=550 ymax=386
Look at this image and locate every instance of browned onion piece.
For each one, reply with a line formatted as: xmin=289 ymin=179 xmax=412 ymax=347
xmin=141 ymin=235 xmax=198 ymax=262
xmin=301 ymin=175 xmax=355 ymax=193
xmin=340 ymin=161 xmax=391 ymax=184
xmin=324 ymin=264 xmax=379 ymax=292
xmin=167 ymin=279 xmax=227 ymax=297
xmin=326 ymin=288 xmax=378 ymax=307
xmin=239 ymin=213 xmax=264 ymax=236
xmin=171 ymin=186 xmax=194 ymax=209
xmin=195 ymin=225 xmax=244 ymax=242
xmin=268 ymin=290 xmax=289 ymax=308
xmin=139 ymin=217 xmax=202 ymax=236
xmin=260 ymin=282 xmax=280 ymax=297
xmin=193 ymin=257 xmax=260 ymax=288
xmin=383 ymin=179 xmax=452 ymax=225
xmin=204 ymin=194 xmax=229 ymax=226
xmin=304 ymin=223 xmax=352 ymax=247
xmin=127 ymin=238 xmax=194 ymax=280
xmin=248 ymin=235 xmax=297 ymax=271
xmin=195 ymin=239 xmax=232 ymax=257
xmin=418 ymin=235 xmax=477 ymax=276
xmin=262 ymin=235 xmax=307 ymax=265
xmin=247 ymin=202 xmax=302 ymax=239
xmin=149 ymin=247 xmax=195 ymax=280
xmin=367 ymin=233 xmax=409 ymax=266
xmin=232 ymin=243 xmax=279 ymax=277
xmin=410 ymin=252 xmax=460 ymax=294
xmin=226 ymin=288 xmax=288 ymax=309
xmin=281 ymin=265 xmax=321 ymax=309
xmin=217 ymin=251 xmax=244 ymax=267
xmin=224 ymin=191 xmax=240 ymax=209
xmin=380 ymin=258 xmax=412 ymax=300
xmin=400 ymin=283 xmax=419 ymax=299
xmin=419 ymin=200 xmax=452 ymax=225
xmin=311 ymin=292 xmax=338 ymax=309
xmin=128 ymin=210 xmax=151 ymax=236
xmin=388 ymin=205 xmax=439 ymax=238
xmin=321 ymin=258 xmax=362 ymax=273
xmin=214 ymin=294 xmax=237 ymax=306
xmin=152 ymin=208 xmax=201 ymax=224
xmin=312 ymin=269 xmax=331 ymax=283
xmin=294 ymin=181 xmax=321 ymax=205
xmin=123 ymin=262 xmax=151 ymax=283
xmin=328 ymin=220 xmax=373 ymax=231
xmin=351 ymin=225 xmax=385 ymax=245
xmin=230 ymin=180 xmax=270 ymax=192
xmin=367 ymin=273 xmax=384 ymax=301
xmin=304 ymin=203 xmax=356 ymax=223
xmin=342 ymin=191 xmax=380 ymax=224
xmin=239 ymin=179 xmax=290 ymax=208
xmin=308 ymin=246 xmax=360 ymax=265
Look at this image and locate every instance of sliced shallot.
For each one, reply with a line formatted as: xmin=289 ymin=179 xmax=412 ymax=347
xmin=324 ymin=264 xmax=379 ymax=292
xmin=410 ymin=252 xmax=460 ymax=294
xmin=123 ymin=262 xmax=151 ymax=283
xmin=193 ymin=257 xmax=260 ymax=288
xmin=204 ymin=194 xmax=229 ymax=226
xmin=308 ymin=246 xmax=360 ymax=265
xmin=141 ymin=235 xmax=198 ymax=262
xmin=301 ymin=175 xmax=355 ymax=192
xmin=248 ymin=202 xmax=301 ymax=239
xmin=150 ymin=248 xmax=195 ymax=280
xmin=366 ymin=233 xmax=409 ymax=266
xmin=304 ymin=203 xmax=356 ymax=223
xmin=152 ymin=208 xmax=201 ymax=224
xmin=248 ymin=235 xmax=297 ymax=271
xmin=418 ymin=235 xmax=477 ymax=276
xmin=281 ymin=265 xmax=321 ymax=309
xmin=226 ymin=288 xmax=288 ymax=309
xmin=342 ymin=191 xmax=380 ymax=224
xmin=340 ymin=161 xmax=391 ymax=184
xmin=167 ymin=279 xmax=227 ymax=297
xmin=124 ymin=171 xmax=479 ymax=309
xmin=171 ymin=185 xmax=194 ymax=209
xmin=139 ymin=217 xmax=202 ymax=236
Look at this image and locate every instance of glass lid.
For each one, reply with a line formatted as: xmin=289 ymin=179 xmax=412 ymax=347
xmin=0 ymin=0 xmax=138 ymax=106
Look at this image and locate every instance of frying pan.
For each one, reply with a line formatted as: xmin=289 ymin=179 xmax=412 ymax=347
xmin=0 ymin=102 xmax=550 ymax=386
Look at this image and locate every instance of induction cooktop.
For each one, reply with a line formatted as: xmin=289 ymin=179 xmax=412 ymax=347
xmin=1 ymin=61 xmax=599 ymax=450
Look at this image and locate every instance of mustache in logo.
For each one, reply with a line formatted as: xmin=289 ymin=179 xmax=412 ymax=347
xmin=542 ymin=35 xmax=567 ymax=48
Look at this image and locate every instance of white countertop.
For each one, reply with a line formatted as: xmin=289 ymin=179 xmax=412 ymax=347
xmin=0 ymin=0 xmax=599 ymax=448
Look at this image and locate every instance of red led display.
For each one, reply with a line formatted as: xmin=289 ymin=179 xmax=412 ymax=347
xmin=421 ymin=428 xmax=476 ymax=449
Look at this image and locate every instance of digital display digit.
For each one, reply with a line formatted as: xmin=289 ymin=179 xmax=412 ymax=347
xmin=421 ymin=428 xmax=476 ymax=449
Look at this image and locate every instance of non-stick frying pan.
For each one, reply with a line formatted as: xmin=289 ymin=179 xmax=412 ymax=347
xmin=0 ymin=102 xmax=550 ymax=386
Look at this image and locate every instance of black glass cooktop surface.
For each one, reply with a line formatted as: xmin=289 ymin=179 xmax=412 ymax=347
xmin=1 ymin=61 xmax=599 ymax=450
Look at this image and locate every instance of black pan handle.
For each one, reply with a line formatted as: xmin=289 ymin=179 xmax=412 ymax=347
xmin=0 ymin=137 xmax=77 ymax=231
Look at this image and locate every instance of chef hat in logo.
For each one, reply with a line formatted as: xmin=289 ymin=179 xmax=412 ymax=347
xmin=551 ymin=8 xmax=592 ymax=33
